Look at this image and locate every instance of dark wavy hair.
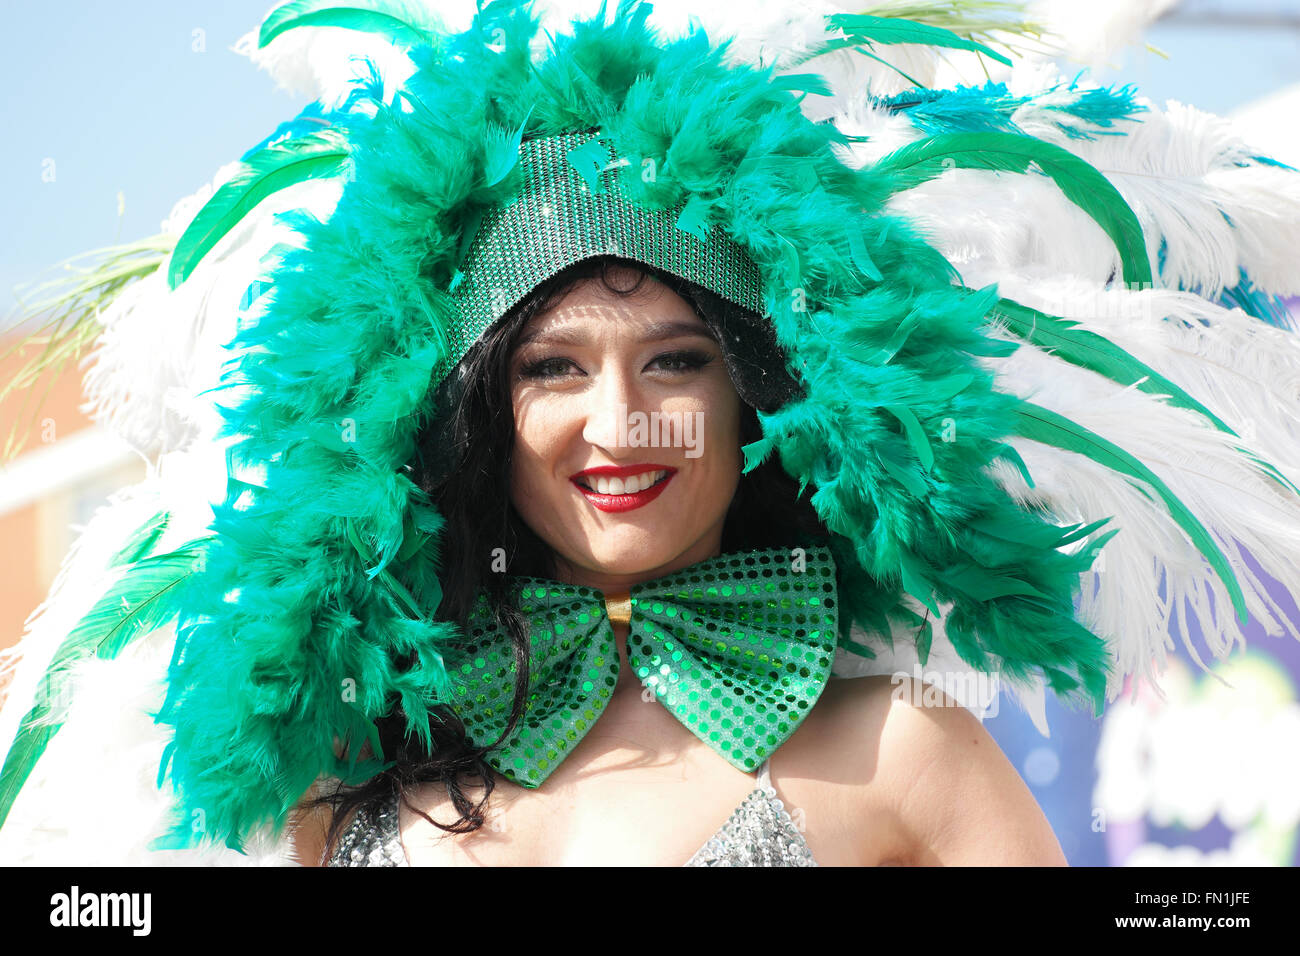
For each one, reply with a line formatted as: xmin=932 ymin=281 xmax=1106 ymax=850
xmin=303 ymin=256 xmax=831 ymax=864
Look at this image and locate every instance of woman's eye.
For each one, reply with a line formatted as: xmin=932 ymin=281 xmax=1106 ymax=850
xmin=518 ymin=357 xmax=578 ymax=380
xmin=651 ymin=350 xmax=714 ymax=373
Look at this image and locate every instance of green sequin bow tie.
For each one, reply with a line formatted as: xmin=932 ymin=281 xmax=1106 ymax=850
xmin=444 ymin=545 xmax=839 ymax=788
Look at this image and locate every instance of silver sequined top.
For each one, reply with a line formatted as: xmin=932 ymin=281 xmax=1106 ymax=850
xmin=326 ymin=758 xmax=818 ymax=867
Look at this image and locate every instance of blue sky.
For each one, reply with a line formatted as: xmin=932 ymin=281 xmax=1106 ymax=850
xmin=1 ymin=1 xmax=291 ymax=325
xmin=2 ymin=2 xmax=1298 ymax=324
xmin=1095 ymin=13 xmax=1300 ymax=115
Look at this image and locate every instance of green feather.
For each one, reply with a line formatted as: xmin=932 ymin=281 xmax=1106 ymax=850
xmin=0 ymin=723 xmax=57 ymax=836
xmin=1056 ymin=518 xmax=1120 ymax=550
xmin=482 ymin=106 xmax=533 ymax=187
xmin=825 ymin=13 xmax=1015 ymax=67
xmin=396 ymin=501 xmax=446 ymax=562
xmin=876 ymin=442 xmax=931 ymax=498
xmin=876 ymin=132 xmax=1153 ymax=287
xmin=847 ymin=227 xmax=884 ymax=282
xmin=345 ymin=516 xmax=428 ymax=620
xmin=410 ymin=501 xmax=444 ymax=535
xmin=885 ymin=404 xmax=935 ymax=471
xmin=109 ymin=510 xmax=171 ymax=568
xmin=565 ymin=137 xmax=611 ymax=194
xmin=989 ymin=441 xmax=1036 ymax=488
xmin=941 ymin=560 xmax=1050 ymax=601
xmin=167 ymin=130 xmax=351 ymax=290
xmin=966 ymin=513 xmax=1114 ymax=553
xmin=896 ymin=547 xmax=941 ymax=616
xmin=0 ymin=539 xmax=210 ymax=833
xmin=259 ymin=0 xmax=441 ymax=48
xmin=675 ymin=195 xmax=714 ymax=241
xmin=988 ymin=296 xmax=1231 ymax=428
xmin=912 ymin=609 xmax=934 ymax=666
xmin=95 ymin=545 xmax=210 ymax=659
xmin=741 ymin=436 xmax=776 ymax=474
xmin=1012 ymin=401 xmax=1248 ymax=624
xmin=846 ymin=44 xmax=928 ymax=89
xmin=769 ymin=73 xmax=835 ymax=97
xmin=396 ymin=515 xmax=428 ymax=563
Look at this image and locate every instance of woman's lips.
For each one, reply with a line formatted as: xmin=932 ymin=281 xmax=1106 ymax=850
xmin=571 ymin=472 xmax=674 ymax=513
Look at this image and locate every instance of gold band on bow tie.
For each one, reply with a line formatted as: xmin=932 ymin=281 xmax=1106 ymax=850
xmin=604 ymin=590 xmax=632 ymax=627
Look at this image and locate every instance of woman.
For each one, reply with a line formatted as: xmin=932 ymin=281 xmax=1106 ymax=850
xmin=295 ymin=256 xmax=1067 ymax=866
xmin=3 ymin=0 xmax=1298 ymax=868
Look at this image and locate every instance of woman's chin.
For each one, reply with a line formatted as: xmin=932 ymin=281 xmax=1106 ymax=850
xmin=576 ymin=541 xmax=679 ymax=575
xmin=577 ymin=521 xmax=732 ymax=579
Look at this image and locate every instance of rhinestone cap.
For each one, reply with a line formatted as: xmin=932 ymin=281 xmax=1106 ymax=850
xmin=438 ymin=129 xmax=767 ymax=389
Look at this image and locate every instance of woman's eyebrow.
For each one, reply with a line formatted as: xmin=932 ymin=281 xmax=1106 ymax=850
xmin=515 ymin=319 xmax=715 ymax=347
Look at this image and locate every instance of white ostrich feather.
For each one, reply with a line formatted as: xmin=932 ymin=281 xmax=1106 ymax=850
xmin=1026 ymin=0 xmax=1180 ymax=71
xmin=79 ymin=175 xmax=345 ymax=462
xmin=975 ymin=282 xmax=1300 ymax=701
xmin=887 ymin=168 xmax=1124 ymax=288
xmin=994 ymin=275 xmax=1300 ymax=461
xmin=829 ymin=98 xmax=923 ymax=168
xmin=0 ymin=622 xmax=297 ymax=866
xmin=1 ymin=481 xmax=159 ymax=774
xmin=231 ymin=1 xmax=457 ymax=112
xmin=0 ymin=424 xmax=305 ymax=864
xmin=863 ymin=87 xmax=1300 ymax=301
xmin=1013 ymin=97 xmax=1300 ymax=297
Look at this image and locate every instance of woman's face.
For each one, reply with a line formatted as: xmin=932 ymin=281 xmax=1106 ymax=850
xmin=508 ymin=266 xmax=743 ymax=590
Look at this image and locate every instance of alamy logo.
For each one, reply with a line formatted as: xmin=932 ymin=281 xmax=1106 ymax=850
xmin=49 ymin=885 xmax=151 ymax=936
xmin=615 ymin=403 xmax=705 ymax=458
xmin=890 ymin=662 xmax=1001 ymax=718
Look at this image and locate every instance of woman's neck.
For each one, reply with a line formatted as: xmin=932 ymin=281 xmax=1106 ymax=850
xmin=546 ymin=526 xmax=726 ymax=697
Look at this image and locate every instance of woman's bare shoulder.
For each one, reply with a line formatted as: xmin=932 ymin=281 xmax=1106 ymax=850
xmin=288 ymin=785 xmax=369 ymax=867
xmin=794 ymin=674 xmax=923 ymax=801
xmin=800 ymin=675 xmax=1067 ymax=865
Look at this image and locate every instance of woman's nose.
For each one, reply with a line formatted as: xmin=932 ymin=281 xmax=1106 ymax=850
xmin=582 ymin=365 xmax=642 ymax=452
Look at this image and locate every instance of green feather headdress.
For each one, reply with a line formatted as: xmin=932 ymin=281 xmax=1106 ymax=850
xmin=3 ymin=0 xmax=1299 ymax=856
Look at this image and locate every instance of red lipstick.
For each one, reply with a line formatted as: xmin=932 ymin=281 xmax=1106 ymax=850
xmin=569 ymin=464 xmax=677 ymax=514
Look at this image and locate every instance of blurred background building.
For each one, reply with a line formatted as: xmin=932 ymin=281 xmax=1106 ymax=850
xmin=2 ymin=0 xmax=1298 ymax=864
xmin=0 ymin=350 xmax=143 ymax=683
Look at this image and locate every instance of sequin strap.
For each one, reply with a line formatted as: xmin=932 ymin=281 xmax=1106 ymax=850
xmin=326 ymin=795 xmax=407 ymax=867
